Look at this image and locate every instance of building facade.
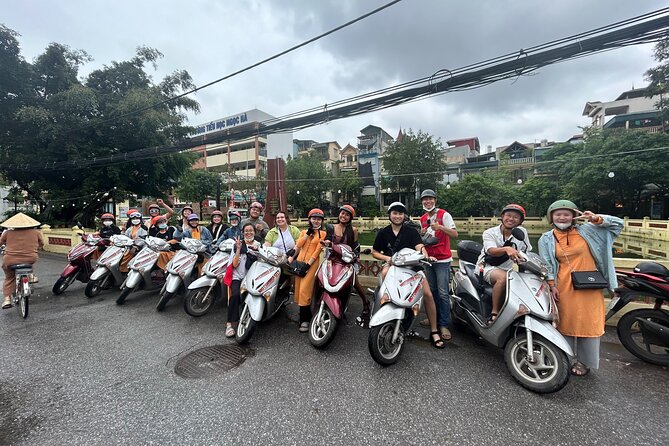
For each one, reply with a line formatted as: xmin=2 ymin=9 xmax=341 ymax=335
xmin=583 ymin=87 xmax=662 ymax=132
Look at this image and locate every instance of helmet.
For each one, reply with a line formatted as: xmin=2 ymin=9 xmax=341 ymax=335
xmin=339 ymin=204 xmax=356 ymax=218
xmin=308 ymin=208 xmax=325 ymax=219
xmin=387 ymin=202 xmax=407 ymax=214
xmin=420 ymin=189 xmax=437 ymax=200
xmin=181 ymin=205 xmax=193 ymax=215
xmin=187 ymin=213 xmax=200 ymax=221
xmin=101 ymin=213 xmax=114 ymax=220
xmin=127 ymin=209 xmax=139 ymax=216
xmin=211 ymin=210 xmax=224 ymax=218
xmin=633 ymin=262 xmax=669 ymax=278
xmin=151 ymin=215 xmax=166 ymax=226
xmin=148 ymin=203 xmax=160 ymax=211
xmin=546 ymin=200 xmax=579 ymax=223
xmin=501 ymin=203 xmax=526 ymax=222
xmin=229 ymin=211 xmax=241 ymax=221
xmin=129 ymin=211 xmax=142 ymax=219
xmin=250 ymin=201 xmax=263 ymax=211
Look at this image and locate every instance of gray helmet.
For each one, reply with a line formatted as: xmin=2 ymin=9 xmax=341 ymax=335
xmin=420 ymin=189 xmax=437 ymax=200
xmin=546 ymin=199 xmax=579 ymax=223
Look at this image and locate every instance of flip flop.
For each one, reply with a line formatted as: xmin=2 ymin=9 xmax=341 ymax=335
xmin=570 ymin=362 xmax=590 ymax=376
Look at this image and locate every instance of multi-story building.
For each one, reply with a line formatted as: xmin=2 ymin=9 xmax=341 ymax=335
xmin=583 ymin=87 xmax=662 ymax=132
xmin=339 ymin=144 xmax=358 ymax=173
xmin=357 ymin=125 xmax=394 ymax=201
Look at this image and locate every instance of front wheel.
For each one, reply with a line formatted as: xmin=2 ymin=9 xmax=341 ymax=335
xmin=235 ymin=303 xmax=257 ymax=344
xmin=309 ymin=307 xmax=338 ymax=349
xmin=184 ymin=286 xmax=217 ymax=317
xmin=368 ymin=321 xmax=404 ymax=366
xmin=504 ymin=333 xmax=570 ymax=394
xmin=52 ymin=274 xmax=76 ymax=295
xmin=116 ymin=287 xmax=132 ymax=305
xmin=617 ymin=309 xmax=669 ymax=366
xmin=156 ymin=291 xmax=175 ymax=312
xmin=84 ymin=276 xmax=106 ymax=298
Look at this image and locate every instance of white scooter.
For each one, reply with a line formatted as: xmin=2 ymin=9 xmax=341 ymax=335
xmin=451 ymin=228 xmax=573 ymax=394
xmin=183 ymin=239 xmax=235 ymax=317
xmin=367 ymin=247 xmax=430 ymax=366
xmin=156 ymin=238 xmax=208 ymax=311
xmin=235 ymin=246 xmax=291 ymax=344
xmin=85 ymin=234 xmax=136 ymax=298
xmin=116 ymin=236 xmax=171 ymax=305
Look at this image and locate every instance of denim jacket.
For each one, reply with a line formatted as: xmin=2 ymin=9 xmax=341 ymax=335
xmin=177 ymin=226 xmax=214 ymax=253
xmin=538 ymin=215 xmax=624 ymax=289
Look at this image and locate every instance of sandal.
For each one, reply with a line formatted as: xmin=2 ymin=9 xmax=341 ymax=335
xmin=486 ymin=313 xmax=498 ymax=326
xmin=570 ymin=362 xmax=590 ymax=376
xmin=225 ymin=325 xmax=235 ymax=338
xmin=430 ymin=331 xmax=445 ymax=349
xmin=439 ymin=326 xmax=452 ymax=341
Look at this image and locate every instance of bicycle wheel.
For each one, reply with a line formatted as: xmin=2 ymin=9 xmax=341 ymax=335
xmin=15 ymin=279 xmax=29 ymax=319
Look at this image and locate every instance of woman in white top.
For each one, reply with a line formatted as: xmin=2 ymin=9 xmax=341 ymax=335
xmin=226 ymin=223 xmax=261 ymax=338
xmin=263 ymin=211 xmax=301 ymax=254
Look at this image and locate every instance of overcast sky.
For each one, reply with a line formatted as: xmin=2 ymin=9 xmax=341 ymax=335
xmin=3 ymin=0 xmax=665 ymax=158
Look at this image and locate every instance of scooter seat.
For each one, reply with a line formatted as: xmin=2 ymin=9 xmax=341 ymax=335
xmin=10 ymin=263 xmax=33 ymax=271
xmin=462 ymin=263 xmax=493 ymax=299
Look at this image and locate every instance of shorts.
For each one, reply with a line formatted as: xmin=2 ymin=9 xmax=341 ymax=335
xmin=482 ymin=265 xmax=508 ymax=283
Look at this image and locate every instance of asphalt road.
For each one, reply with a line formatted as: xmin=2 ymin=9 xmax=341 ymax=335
xmin=0 ymin=252 xmax=667 ymax=445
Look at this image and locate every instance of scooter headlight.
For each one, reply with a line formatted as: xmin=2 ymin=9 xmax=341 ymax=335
xmin=392 ymin=254 xmax=406 ymax=266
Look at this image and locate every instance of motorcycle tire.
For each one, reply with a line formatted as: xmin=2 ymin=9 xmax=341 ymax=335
xmin=52 ymin=274 xmax=76 ymax=295
xmin=16 ymin=287 xmax=29 ymax=319
xmin=504 ymin=333 xmax=570 ymax=394
xmin=84 ymin=277 xmax=104 ymax=298
xmin=368 ymin=321 xmax=404 ymax=366
xmin=308 ymin=307 xmax=338 ymax=349
xmin=116 ymin=287 xmax=132 ymax=305
xmin=184 ymin=287 xmax=216 ymax=317
xmin=156 ymin=291 xmax=175 ymax=312
xmin=235 ymin=303 xmax=257 ymax=345
xmin=617 ymin=309 xmax=669 ymax=366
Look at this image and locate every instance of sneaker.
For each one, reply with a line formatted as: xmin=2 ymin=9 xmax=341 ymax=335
xmin=299 ymin=322 xmax=309 ymax=333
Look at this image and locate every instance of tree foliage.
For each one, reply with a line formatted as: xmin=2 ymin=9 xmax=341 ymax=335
xmin=644 ymin=37 xmax=669 ymax=121
xmin=175 ymin=168 xmax=220 ymax=205
xmin=331 ymin=171 xmax=362 ymax=204
xmin=285 ymin=154 xmax=329 ymax=216
xmin=0 ymin=26 xmax=199 ymax=225
xmin=439 ymin=171 xmax=516 ymax=217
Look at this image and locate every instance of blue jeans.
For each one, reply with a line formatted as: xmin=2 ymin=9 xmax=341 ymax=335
xmin=425 ymin=262 xmax=451 ymax=327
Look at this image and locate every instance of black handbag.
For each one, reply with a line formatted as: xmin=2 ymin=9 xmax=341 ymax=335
xmin=571 ymin=271 xmax=608 ymax=289
xmin=289 ymin=260 xmax=309 ymax=277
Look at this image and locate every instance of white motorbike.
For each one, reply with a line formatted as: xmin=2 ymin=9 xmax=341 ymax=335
xmin=235 ymin=246 xmax=291 ymax=344
xmin=156 ymin=238 xmax=208 ymax=311
xmin=183 ymin=239 xmax=235 ymax=317
xmin=116 ymin=236 xmax=171 ymax=305
xmin=368 ymin=247 xmax=430 ymax=366
xmin=85 ymin=234 xmax=136 ymax=298
xmin=451 ymin=228 xmax=573 ymax=394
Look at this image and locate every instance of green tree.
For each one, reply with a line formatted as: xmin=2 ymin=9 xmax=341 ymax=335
xmin=381 ymin=129 xmax=446 ymax=209
xmin=516 ymin=177 xmax=561 ymax=218
xmin=439 ymin=171 xmax=517 ymax=217
xmin=285 ymin=154 xmax=329 ymax=216
xmin=644 ymin=37 xmax=669 ymax=121
xmin=175 ymin=169 xmax=220 ymax=205
xmin=331 ymin=171 xmax=362 ymax=204
xmin=0 ymin=28 xmax=199 ymax=225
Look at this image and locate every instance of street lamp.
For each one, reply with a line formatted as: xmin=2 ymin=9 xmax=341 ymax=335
xmin=607 ymin=171 xmax=615 ymax=179
xmin=446 ymin=183 xmax=451 ymax=189
xmin=517 ymin=178 xmax=523 ymax=185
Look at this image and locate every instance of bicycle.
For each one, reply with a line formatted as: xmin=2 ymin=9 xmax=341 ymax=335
xmin=10 ymin=263 xmax=33 ymax=318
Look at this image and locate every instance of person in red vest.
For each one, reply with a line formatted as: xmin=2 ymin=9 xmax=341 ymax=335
xmin=420 ymin=189 xmax=458 ymax=341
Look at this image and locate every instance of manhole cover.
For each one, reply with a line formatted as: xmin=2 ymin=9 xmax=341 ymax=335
xmin=174 ymin=345 xmax=255 ymax=378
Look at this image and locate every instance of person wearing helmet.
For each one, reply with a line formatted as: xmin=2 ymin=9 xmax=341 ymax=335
xmin=420 ymin=189 xmax=458 ymax=341
xmin=179 ymin=214 xmax=213 ymax=250
xmin=288 ymin=208 xmax=326 ymax=332
xmin=149 ymin=215 xmax=181 ymax=270
xmin=241 ymin=201 xmax=269 ymax=242
xmin=220 ymin=211 xmax=243 ymax=242
xmin=0 ymin=213 xmax=43 ymax=309
xmin=180 ymin=205 xmax=194 ymax=232
xmin=476 ymin=203 xmax=531 ymax=325
xmin=124 ymin=208 xmax=148 ymax=231
xmin=120 ymin=211 xmax=149 ymax=273
xmin=538 ymin=200 xmax=623 ymax=376
xmin=98 ymin=213 xmax=121 ymax=239
xmin=321 ymin=204 xmax=371 ymax=327
xmin=146 ymin=199 xmax=174 ymax=230
xmin=371 ymin=202 xmax=444 ymax=349
xmin=207 ymin=210 xmax=229 ymax=242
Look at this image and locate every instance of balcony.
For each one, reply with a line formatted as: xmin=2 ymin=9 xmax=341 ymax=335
xmin=498 ymin=156 xmax=535 ymax=166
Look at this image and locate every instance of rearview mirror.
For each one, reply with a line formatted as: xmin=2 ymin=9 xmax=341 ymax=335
xmin=511 ymin=227 xmax=525 ymax=241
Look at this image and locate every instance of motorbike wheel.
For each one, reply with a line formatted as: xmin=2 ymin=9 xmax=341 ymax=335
xmin=308 ymin=307 xmax=337 ymax=349
xmin=116 ymin=287 xmax=132 ymax=305
xmin=156 ymin=291 xmax=175 ymax=312
xmin=16 ymin=286 xmax=29 ymax=319
xmin=183 ymin=287 xmax=216 ymax=317
xmin=368 ymin=321 xmax=404 ymax=366
xmin=52 ymin=274 xmax=76 ymax=295
xmin=84 ymin=277 xmax=105 ymax=298
xmin=617 ymin=309 xmax=669 ymax=366
xmin=504 ymin=333 xmax=570 ymax=394
xmin=235 ymin=303 xmax=257 ymax=345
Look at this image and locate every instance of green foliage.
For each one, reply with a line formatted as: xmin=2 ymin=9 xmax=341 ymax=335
xmin=440 ymin=171 xmax=517 ymax=217
xmin=381 ymin=129 xmax=446 ymax=209
xmin=515 ymin=177 xmax=561 ymax=217
xmin=359 ymin=196 xmax=382 ymax=218
xmin=0 ymin=27 xmax=200 ymax=225
xmin=286 ymin=154 xmax=329 ymax=216
xmin=175 ymin=169 xmax=221 ymax=204
xmin=644 ymin=37 xmax=669 ymax=121
xmin=331 ymin=171 xmax=362 ymax=204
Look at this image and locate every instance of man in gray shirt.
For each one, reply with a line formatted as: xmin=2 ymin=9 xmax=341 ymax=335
xmin=241 ymin=201 xmax=269 ymax=242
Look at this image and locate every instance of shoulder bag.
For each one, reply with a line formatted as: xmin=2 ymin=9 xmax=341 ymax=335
xmin=555 ymin=234 xmax=608 ymax=289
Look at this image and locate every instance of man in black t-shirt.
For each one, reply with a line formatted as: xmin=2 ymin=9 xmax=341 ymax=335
xmin=371 ymin=202 xmax=444 ymax=349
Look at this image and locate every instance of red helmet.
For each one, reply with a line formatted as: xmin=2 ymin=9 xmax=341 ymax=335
xmin=501 ymin=204 xmax=526 ymax=222
xmin=250 ymin=201 xmax=263 ymax=211
xmin=127 ymin=209 xmax=139 ymax=216
xmin=308 ymin=208 xmax=325 ymax=219
xmin=211 ymin=210 xmax=224 ymax=217
xmin=151 ymin=215 xmax=166 ymax=226
xmin=339 ymin=205 xmax=356 ymax=218
xmin=101 ymin=213 xmax=114 ymax=220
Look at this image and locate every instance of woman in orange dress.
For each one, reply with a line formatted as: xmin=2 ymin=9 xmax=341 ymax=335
xmin=539 ymin=200 xmax=623 ymax=376
xmin=287 ymin=208 xmax=325 ymax=332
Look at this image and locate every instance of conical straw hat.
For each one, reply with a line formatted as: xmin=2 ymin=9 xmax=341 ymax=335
xmin=1 ymin=212 xmax=41 ymax=229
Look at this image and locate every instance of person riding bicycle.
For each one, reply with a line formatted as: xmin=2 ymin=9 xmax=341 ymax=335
xmin=0 ymin=213 xmax=44 ymax=309
xmin=321 ymin=204 xmax=371 ymax=327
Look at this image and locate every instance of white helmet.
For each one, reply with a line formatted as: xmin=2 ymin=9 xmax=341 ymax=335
xmin=387 ymin=202 xmax=407 ymax=214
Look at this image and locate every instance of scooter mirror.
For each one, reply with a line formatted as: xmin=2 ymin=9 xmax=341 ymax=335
xmin=511 ymin=227 xmax=525 ymax=241
xmin=361 ymin=248 xmax=372 ymax=255
xmin=76 ymin=221 xmax=84 ymax=230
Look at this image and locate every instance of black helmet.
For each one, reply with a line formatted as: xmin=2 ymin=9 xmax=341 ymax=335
xmin=633 ymin=262 xmax=669 ymax=278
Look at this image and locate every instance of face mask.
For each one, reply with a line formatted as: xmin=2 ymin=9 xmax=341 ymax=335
xmin=131 ymin=219 xmax=141 ymax=225
xmin=423 ymin=205 xmax=436 ymax=212
xmin=554 ymin=222 xmax=572 ymax=230
xmin=158 ymin=223 xmax=167 ymax=229
xmin=103 ymin=221 xmax=113 ymax=227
